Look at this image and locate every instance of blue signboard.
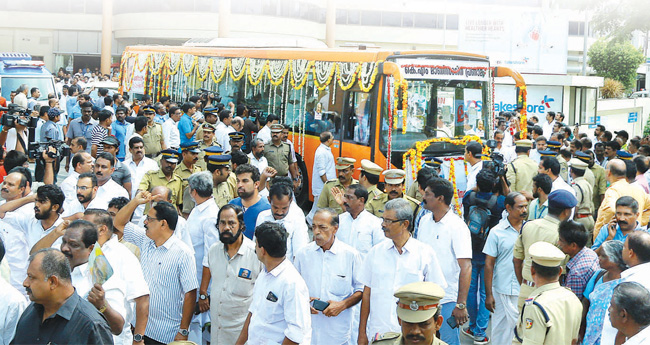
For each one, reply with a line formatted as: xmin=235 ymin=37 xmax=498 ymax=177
xmin=629 ymin=112 xmax=638 ymax=123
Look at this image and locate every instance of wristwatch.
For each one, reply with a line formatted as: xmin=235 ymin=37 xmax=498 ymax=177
xmin=179 ymin=329 xmax=189 ymax=337
xmin=133 ymin=334 xmax=144 ymax=342
xmin=199 ymin=293 xmax=208 ymax=300
xmin=455 ymin=303 xmax=466 ymax=310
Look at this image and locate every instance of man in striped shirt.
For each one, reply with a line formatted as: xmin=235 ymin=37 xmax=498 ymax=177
xmin=114 ymin=191 xmax=198 ymax=345
xmin=90 ymin=109 xmax=113 ymax=158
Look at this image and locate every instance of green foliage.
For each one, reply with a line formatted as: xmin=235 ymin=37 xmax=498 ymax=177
xmin=588 ymin=39 xmax=644 ymax=90
xmin=644 ymin=112 xmax=650 ymax=138
xmin=600 ymin=78 xmax=625 ymax=99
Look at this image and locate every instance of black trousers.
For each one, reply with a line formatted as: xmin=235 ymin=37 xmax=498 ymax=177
xmin=143 ymin=335 xmax=166 ymax=345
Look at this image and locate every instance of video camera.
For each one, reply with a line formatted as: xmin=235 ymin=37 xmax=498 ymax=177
xmin=483 ymin=139 xmax=506 ymax=177
xmin=0 ymin=104 xmax=38 ymax=128
xmin=248 ymin=107 xmax=262 ymax=121
xmin=198 ymin=88 xmax=222 ymax=103
xmin=28 ymin=140 xmax=71 ymax=161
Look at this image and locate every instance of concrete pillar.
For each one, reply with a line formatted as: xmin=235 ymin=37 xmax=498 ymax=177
xmin=218 ymin=0 xmax=231 ymax=38
xmin=100 ymin=0 xmax=113 ymax=75
xmin=326 ymin=0 xmax=336 ymax=48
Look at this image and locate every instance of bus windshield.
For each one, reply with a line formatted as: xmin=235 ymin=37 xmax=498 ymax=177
xmin=1 ymin=76 xmax=55 ymax=101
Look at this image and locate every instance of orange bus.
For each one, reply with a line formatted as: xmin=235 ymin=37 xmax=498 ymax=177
xmin=119 ymin=44 xmax=525 ymax=207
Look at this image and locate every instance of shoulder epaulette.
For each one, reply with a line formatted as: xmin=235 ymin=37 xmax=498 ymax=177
xmin=372 ymin=332 xmax=400 ymax=342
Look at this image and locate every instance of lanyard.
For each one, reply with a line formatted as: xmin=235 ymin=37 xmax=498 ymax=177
xmin=535 ymin=203 xmax=547 ymax=219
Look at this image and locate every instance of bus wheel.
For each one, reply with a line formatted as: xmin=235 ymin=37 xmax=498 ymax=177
xmin=295 ymin=153 xmax=310 ymax=209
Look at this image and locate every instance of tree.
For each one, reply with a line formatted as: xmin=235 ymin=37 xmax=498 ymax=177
xmin=588 ymin=39 xmax=644 ymax=90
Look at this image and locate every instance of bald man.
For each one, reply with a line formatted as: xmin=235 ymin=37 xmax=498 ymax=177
xmin=594 ymin=159 xmax=650 ymax=239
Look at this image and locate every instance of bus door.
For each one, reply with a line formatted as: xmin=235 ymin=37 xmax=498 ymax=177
xmin=340 ymin=90 xmax=373 ymax=173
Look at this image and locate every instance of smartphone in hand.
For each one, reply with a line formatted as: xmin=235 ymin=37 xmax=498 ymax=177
xmin=311 ymin=299 xmax=330 ymax=312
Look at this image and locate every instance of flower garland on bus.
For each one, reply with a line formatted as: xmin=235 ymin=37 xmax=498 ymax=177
xmin=247 ymin=58 xmax=268 ymax=86
xmin=181 ymin=54 xmax=197 ymax=77
xmin=401 ymin=80 xmax=408 ymax=134
xmin=314 ymin=61 xmax=336 ymax=91
xmin=209 ymin=58 xmax=228 ymax=84
xmin=448 ymin=157 xmax=462 ymax=215
xmin=358 ymin=62 xmax=378 ymax=93
xmin=386 ymin=78 xmax=394 ymax=170
xmin=268 ymin=60 xmax=290 ymax=86
xmin=393 ymin=81 xmax=399 ymax=129
xmin=229 ymin=58 xmax=247 ymax=81
xmin=518 ymin=85 xmax=528 ymax=137
xmin=290 ymin=60 xmax=313 ymax=90
xmin=337 ymin=62 xmax=361 ymax=91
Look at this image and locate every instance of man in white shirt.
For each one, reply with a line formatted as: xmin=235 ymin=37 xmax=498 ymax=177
xmin=308 ymin=132 xmax=336 ymax=225
xmin=256 ymin=183 xmax=309 ymax=263
xmin=237 ymin=221 xmax=311 ymax=345
xmin=62 ymin=173 xmax=109 ymax=216
xmin=215 ymin=110 xmax=235 ymax=152
xmin=0 ymin=238 xmax=28 ymax=345
xmin=185 ymin=172 xmax=220 ymax=344
xmin=530 ymin=136 xmax=547 ymax=163
xmin=464 ymin=141 xmax=483 ymax=191
xmin=337 ymin=184 xmax=384 ymax=257
xmin=60 ymin=151 xmax=94 ymax=205
xmin=83 ymin=209 xmax=150 ymax=345
xmin=256 ymin=114 xmax=278 ymax=145
xmin=124 ymin=137 xmax=158 ymax=222
xmin=92 ymin=152 xmax=130 ymax=206
xmin=247 ymin=138 xmax=268 ymax=174
xmin=358 ymin=199 xmax=447 ymax=344
xmin=494 ymin=130 xmax=516 ymax=164
xmin=294 ymin=208 xmax=363 ymax=345
xmin=538 ymin=156 xmax=576 ymax=197
xmin=542 ymin=112 xmax=556 ymax=139
xmin=416 ymin=177 xmax=472 ymax=345
xmin=163 ymin=106 xmax=182 ymax=149
xmin=608 ymin=281 xmax=650 ymax=345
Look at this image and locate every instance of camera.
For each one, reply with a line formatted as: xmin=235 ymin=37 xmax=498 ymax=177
xmin=0 ymin=104 xmax=37 ymax=128
xmin=28 ymin=141 xmax=71 ymax=160
xmin=484 ymin=139 xmax=506 ymax=177
xmin=198 ymin=88 xmax=222 ymax=103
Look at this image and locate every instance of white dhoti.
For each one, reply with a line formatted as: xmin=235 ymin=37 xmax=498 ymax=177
xmin=493 ymin=291 xmax=519 ymax=345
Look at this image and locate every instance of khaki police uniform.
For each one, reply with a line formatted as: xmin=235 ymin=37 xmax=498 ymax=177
xmin=556 ymin=155 xmax=569 ymax=182
xmin=367 ymin=184 xmax=384 ymax=204
xmin=590 ymin=164 xmax=607 ymax=214
xmin=214 ymin=180 xmax=235 ymax=208
xmin=175 ymin=160 xmax=202 ymax=214
xmin=406 ymin=182 xmax=423 ymax=202
xmin=506 ymin=140 xmax=538 ymax=194
xmin=366 ymin=193 xmax=420 ymax=218
xmin=197 ymin=139 xmax=220 ymax=171
xmin=358 ymin=159 xmax=384 ymax=205
xmin=143 ymin=122 xmax=164 ymax=157
xmin=318 ymin=178 xmax=358 ymax=214
xmin=371 ymin=281 xmax=448 ymax=345
xmin=138 ymin=169 xmax=184 ymax=207
xmin=570 ymin=158 xmax=595 ymax=244
xmin=514 ymin=242 xmax=582 ymax=345
xmin=264 ymin=141 xmax=292 ymax=176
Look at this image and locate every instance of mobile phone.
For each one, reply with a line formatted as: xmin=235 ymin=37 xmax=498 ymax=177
xmin=446 ymin=316 xmax=459 ymax=329
xmin=311 ymin=299 xmax=330 ymax=312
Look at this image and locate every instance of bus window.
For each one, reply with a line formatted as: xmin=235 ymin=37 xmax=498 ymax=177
xmin=300 ymin=84 xmax=343 ymax=137
xmin=343 ymin=91 xmax=371 ymax=145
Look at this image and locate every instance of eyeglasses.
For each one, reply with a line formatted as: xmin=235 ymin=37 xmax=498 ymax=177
xmin=381 ymin=218 xmax=406 ymax=225
xmin=145 ymin=216 xmax=161 ymax=223
xmin=76 ymin=186 xmax=91 ymax=191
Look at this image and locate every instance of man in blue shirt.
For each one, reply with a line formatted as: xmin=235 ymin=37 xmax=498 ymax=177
xmin=593 ymin=196 xmax=647 ymax=249
xmin=41 ymin=108 xmax=63 ymax=141
xmin=67 ymin=93 xmax=90 ymax=121
xmin=111 ymin=106 xmax=133 ymax=161
xmin=178 ymin=102 xmax=200 ymax=146
xmin=228 ymin=163 xmax=270 ymax=239
xmin=66 ymin=102 xmax=96 ymax=153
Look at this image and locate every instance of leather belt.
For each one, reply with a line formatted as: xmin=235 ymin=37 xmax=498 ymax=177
xmin=575 ymin=213 xmax=592 ymax=219
xmin=523 ymin=279 xmax=535 ymax=287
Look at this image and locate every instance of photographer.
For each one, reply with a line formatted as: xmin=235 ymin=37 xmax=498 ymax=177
xmin=236 ymin=103 xmax=259 ymax=154
xmin=0 ymin=105 xmax=32 ymax=153
xmin=34 ymin=108 xmax=64 ymax=183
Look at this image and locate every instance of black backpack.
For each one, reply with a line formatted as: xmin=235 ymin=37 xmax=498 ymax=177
xmin=466 ymin=192 xmax=499 ymax=240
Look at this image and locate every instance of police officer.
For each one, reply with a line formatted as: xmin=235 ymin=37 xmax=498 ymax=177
xmin=358 ymin=159 xmax=383 ymax=204
xmin=195 ymin=106 xmax=219 ymax=142
xmin=141 ymin=105 xmax=165 ymax=158
xmin=406 ymin=158 xmax=442 ymax=202
xmin=366 ymin=169 xmax=419 ymax=218
xmin=317 ymin=157 xmax=358 ymax=214
xmin=617 ymin=150 xmax=633 ymax=161
xmin=264 ymin=124 xmax=293 ymax=177
xmin=371 ymin=282 xmax=448 ymax=345
xmin=583 ymin=151 xmax=607 ymax=215
xmin=573 ymin=151 xmax=595 ymax=186
xmin=206 ymin=154 xmax=235 ymax=208
xmin=138 ymin=148 xmax=184 ymax=210
xmin=228 ymin=131 xmax=246 ymax=155
xmin=175 ymin=141 xmax=203 ymax=216
xmin=197 ymin=123 xmax=219 ymax=170
xmin=513 ymin=189 xmax=577 ymax=309
xmin=514 ymin=242 xmax=582 ymax=345
xmin=569 ymin=158 xmax=595 ymax=244
xmin=546 ymin=141 xmax=568 ymax=182
xmin=506 ymin=139 xmax=538 ymax=195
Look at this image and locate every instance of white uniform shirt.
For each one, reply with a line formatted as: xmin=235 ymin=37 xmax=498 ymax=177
xmin=294 ymin=239 xmax=363 ymax=345
xmin=415 ymin=210 xmax=472 ymax=304
xmin=0 ymin=202 xmax=35 ymax=293
xmin=358 ymin=237 xmax=447 ymax=337
xmin=247 ymin=153 xmax=269 ymax=174
xmin=162 ymin=118 xmax=181 ymax=148
xmin=311 ymin=143 xmax=336 ymax=197
xmin=95 ymin=179 xmax=130 ymax=208
xmin=247 ymin=259 xmax=312 ymax=345
xmin=256 ymin=209 xmax=309 ymax=263
xmin=215 ymin=122 xmax=235 ymax=152
xmin=337 ymin=210 xmax=384 ymax=257
xmin=622 ymin=324 xmax=650 ymax=345
xmin=70 ymin=262 xmax=128 ymax=344
xmin=256 ymin=125 xmax=272 ymax=144
xmin=203 ymin=237 xmax=263 ymax=345
xmin=101 ymin=235 xmax=150 ymax=344
xmin=0 ymin=278 xmax=27 ymax=345
xmin=187 ymin=198 xmax=220 ymax=285
xmin=465 ymin=160 xmax=483 ymax=192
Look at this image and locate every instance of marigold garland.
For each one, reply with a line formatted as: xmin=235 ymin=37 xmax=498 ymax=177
xmin=336 ymin=62 xmax=361 ymax=91
xmin=358 ymin=62 xmax=378 ymax=93
xmin=401 ymin=80 xmax=408 ymax=134
xmin=518 ymin=85 xmax=528 ymax=137
xmin=448 ymin=158 xmax=462 ymax=215
xmin=402 ymin=135 xmax=484 ymax=182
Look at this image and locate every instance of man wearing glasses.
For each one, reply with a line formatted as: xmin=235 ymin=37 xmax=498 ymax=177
xmin=356 ymin=198 xmax=447 ymax=345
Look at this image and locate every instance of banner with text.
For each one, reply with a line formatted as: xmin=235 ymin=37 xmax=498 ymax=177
xmin=396 ymin=59 xmax=490 ymax=82
xmin=494 ymin=84 xmax=563 ymax=117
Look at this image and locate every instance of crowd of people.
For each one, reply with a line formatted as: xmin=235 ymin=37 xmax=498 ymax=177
xmin=0 ymin=79 xmax=650 ymax=345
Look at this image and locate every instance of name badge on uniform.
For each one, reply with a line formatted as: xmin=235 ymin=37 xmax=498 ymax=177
xmin=238 ymin=268 xmax=252 ymax=280
xmin=266 ymin=291 xmax=278 ymax=302
xmin=525 ymin=318 xmax=533 ymax=329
